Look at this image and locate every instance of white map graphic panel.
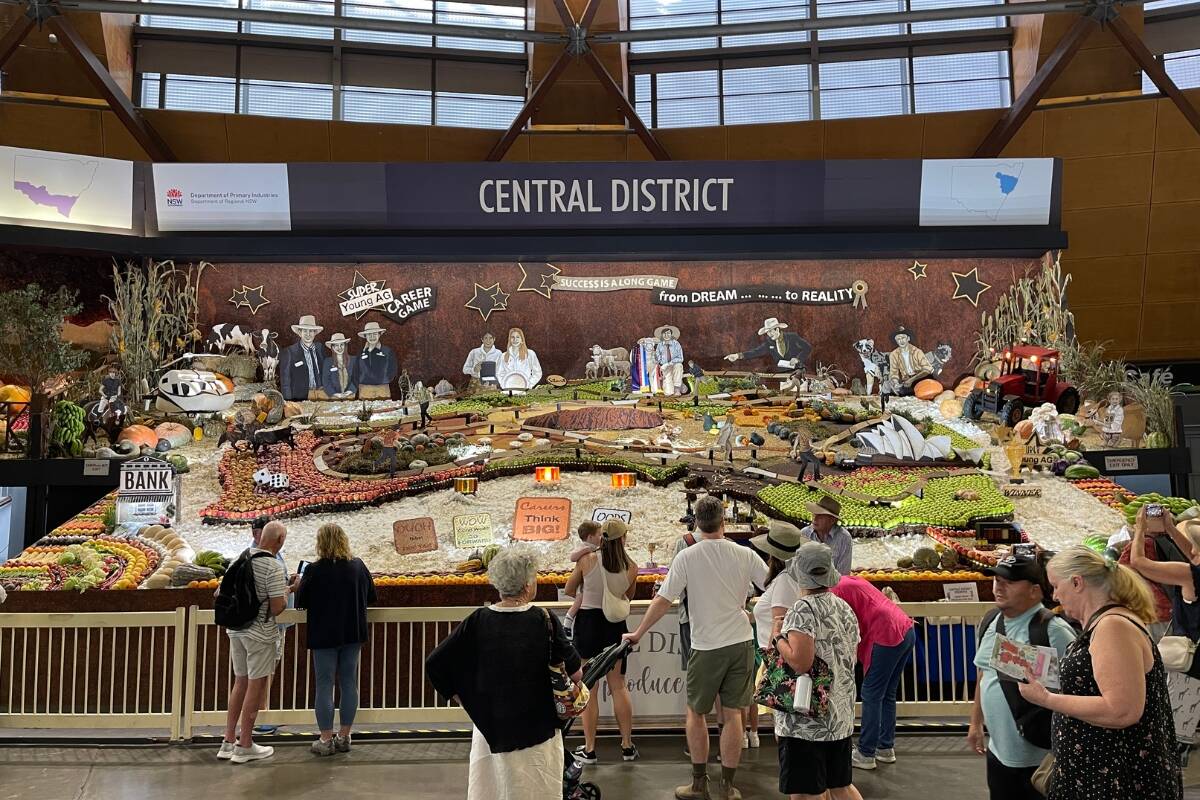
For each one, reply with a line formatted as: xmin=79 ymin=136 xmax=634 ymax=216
xmin=0 ymin=146 xmax=134 ymax=230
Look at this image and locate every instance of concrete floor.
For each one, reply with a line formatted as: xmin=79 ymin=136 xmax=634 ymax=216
xmin=1 ymin=735 xmax=1198 ymax=799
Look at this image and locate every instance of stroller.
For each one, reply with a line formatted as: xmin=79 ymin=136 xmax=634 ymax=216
xmin=562 ymin=639 xmax=632 ymax=800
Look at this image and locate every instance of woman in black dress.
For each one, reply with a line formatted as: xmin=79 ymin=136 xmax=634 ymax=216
xmin=1018 ymin=545 xmax=1182 ymax=800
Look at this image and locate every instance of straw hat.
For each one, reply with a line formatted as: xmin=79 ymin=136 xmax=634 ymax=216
xmin=358 ymin=321 xmax=386 ymax=339
xmin=327 ymin=333 xmax=351 ymax=346
xmin=291 ymin=315 xmax=323 ymax=334
xmin=750 ymin=520 xmax=805 ymax=562
xmin=758 ymin=317 xmax=788 ymax=336
xmin=805 ymin=496 xmax=842 ymax=520
xmin=654 ymin=324 xmax=680 ymax=340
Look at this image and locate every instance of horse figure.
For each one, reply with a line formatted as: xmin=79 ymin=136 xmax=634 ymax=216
xmin=83 ymin=399 xmax=126 ymax=447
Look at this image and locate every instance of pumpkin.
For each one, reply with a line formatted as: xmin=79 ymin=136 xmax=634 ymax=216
xmin=117 ymin=424 xmax=158 ymax=450
xmin=914 ymin=379 xmax=944 ymax=401
xmin=955 ymin=377 xmax=984 ymax=398
xmin=939 ymin=398 xmax=964 ymax=419
xmin=154 ymin=422 xmax=192 ymax=449
xmin=0 ymin=384 xmax=31 ymax=414
xmin=1014 ymin=419 xmax=1035 ymax=441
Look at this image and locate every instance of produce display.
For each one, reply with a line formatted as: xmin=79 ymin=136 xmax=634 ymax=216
xmin=1069 ymin=477 xmax=1134 ymax=510
xmin=1120 ymin=492 xmax=1200 ymax=525
xmin=0 ymin=536 xmax=161 ymax=592
xmin=758 ymin=469 xmax=1013 ymax=531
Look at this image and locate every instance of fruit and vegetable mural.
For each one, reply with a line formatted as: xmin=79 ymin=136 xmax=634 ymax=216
xmin=0 ymin=254 xmax=1191 ymax=600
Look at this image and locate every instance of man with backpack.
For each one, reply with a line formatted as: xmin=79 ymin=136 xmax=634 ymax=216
xmin=968 ymin=553 xmax=1076 ymax=799
xmin=217 ymin=521 xmax=294 ymax=763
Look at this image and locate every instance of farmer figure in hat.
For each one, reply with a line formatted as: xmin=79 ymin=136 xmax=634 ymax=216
xmin=886 ymin=326 xmax=932 ymax=396
xmin=800 ymin=496 xmax=853 ymax=576
xmin=790 ymin=429 xmax=824 ymax=482
xmin=280 ymin=315 xmax=327 ymax=401
xmin=653 ymin=324 xmax=684 ymax=396
xmin=356 ymin=321 xmax=398 ymax=400
xmin=320 ymin=333 xmax=358 ymax=400
xmin=724 ymin=317 xmax=813 ymax=374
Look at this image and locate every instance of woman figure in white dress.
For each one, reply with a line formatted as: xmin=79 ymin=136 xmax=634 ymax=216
xmin=496 ymin=327 xmax=542 ymax=390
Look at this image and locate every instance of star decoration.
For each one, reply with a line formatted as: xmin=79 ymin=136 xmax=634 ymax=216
xmin=908 ymin=261 xmax=927 ymax=280
xmin=465 ymin=282 xmax=509 ymax=321
xmin=951 ymin=268 xmax=992 ymax=307
xmin=517 ymin=262 xmax=561 ymax=299
xmin=337 ymin=271 xmax=388 ymax=319
xmin=242 ymin=285 xmax=270 ymax=315
xmin=228 ymin=285 xmax=270 ymax=315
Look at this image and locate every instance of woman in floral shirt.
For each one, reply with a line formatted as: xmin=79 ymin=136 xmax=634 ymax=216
xmin=771 ymin=542 xmax=864 ymax=800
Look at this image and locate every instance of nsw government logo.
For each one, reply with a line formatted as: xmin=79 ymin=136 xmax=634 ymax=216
xmin=165 ymin=188 xmax=183 ymax=207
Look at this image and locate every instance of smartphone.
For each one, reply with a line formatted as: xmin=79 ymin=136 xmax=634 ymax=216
xmin=1146 ymin=503 xmax=1165 ymax=518
xmin=1013 ymin=543 xmax=1037 ymax=558
xmin=297 ymin=560 xmax=310 ymax=575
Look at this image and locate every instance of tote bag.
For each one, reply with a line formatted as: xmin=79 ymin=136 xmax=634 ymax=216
xmin=601 ymin=568 xmax=631 ymax=623
xmin=541 ymin=609 xmax=589 ymax=720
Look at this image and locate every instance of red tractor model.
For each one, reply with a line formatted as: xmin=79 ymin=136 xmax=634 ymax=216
xmin=963 ymin=344 xmax=1080 ymax=427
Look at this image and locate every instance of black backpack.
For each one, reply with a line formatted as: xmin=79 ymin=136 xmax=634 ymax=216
xmin=977 ymin=606 xmax=1067 ymax=750
xmin=1153 ymin=534 xmax=1190 ymax=604
xmin=214 ymin=550 xmax=273 ymax=630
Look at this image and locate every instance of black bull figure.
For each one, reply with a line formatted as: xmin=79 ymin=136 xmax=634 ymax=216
xmin=219 ymin=423 xmax=297 ymax=455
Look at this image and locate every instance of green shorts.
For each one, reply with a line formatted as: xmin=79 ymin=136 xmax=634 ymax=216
xmin=686 ymin=640 xmax=755 ymax=714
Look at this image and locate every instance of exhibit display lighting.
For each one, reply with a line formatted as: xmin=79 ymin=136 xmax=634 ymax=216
xmin=535 ymin=466 xmax=561 ymax=484
xmin=454 ymin=476 xmax=478 ymax=495
xmin=611 ymin=472 xmax=636 ymax=489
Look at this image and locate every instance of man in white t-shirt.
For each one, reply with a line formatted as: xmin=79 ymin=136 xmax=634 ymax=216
xmin=626 ymin=495 xmax=768 ymax=800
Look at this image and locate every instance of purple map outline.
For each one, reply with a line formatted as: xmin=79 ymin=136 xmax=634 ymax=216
xmin=13 ymin=180 xmax=80 ymax=218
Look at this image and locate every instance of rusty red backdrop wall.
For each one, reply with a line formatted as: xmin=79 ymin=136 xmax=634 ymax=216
xmin=197 ymin=259 xmax=1037 ymax=387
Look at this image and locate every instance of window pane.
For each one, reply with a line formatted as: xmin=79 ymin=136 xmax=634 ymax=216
xmin=244 ymin=0 xmax=334 ymax=39
xmin=909 ymin=0 xmax=1004 ymax=35
xmin=434 ymin=1 xmax=526 ymax=53
xmin=140 ymin=74 xmax=162 ymax=109
xmin=816 ymin=0 xmax=904 ymax=41
xmin=629 ymin=0 xmax=718 ymax=53
xmin=242 ymin=79 xmax=333 ymax=118
xmin=913 ymin=51 xmax=1009 ymax=112
xmin=140 ymin=0 xmax=239 ymax=32
xmin=819 ymin=58 xmax=906 ymax=90
xmin=655 ymin=69 xmax=719 ymax=99
xmin=343 ymin=0 xmax=433 ymax=46
xmin=1166 ymin=50 xmax=1200 ymax=90
xmin=164 ymin=73 xmax=237 ymax=112
xmin=819 ymin=58 xmax=909 ymax=118
xmin=915 ymin=77 xmax=1007 ymax=112
xmin=343 ymin=86 xmax=433 ymax=124
xmin=719 ymin=0 xmax=808 ymax=48
xmin=435 ymin=91 xmax=521 ymax=128
xmin=656 ymin=97 xmax=720 ymax=127
xmin=724 ymin=90 xmax=811 ymax=123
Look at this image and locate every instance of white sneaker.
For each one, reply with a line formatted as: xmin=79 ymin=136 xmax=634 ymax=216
xmin=231 ymin=743 xmax=274 ymax=764
xmin=746 ymin=730 xmax=761 ymax=748
xmin=876 ymin=747 xmax=896 ymax=763
xmin=742 ymin=731 xmax=749 ymax=749
xmin=851 ymin=749 xmax=877 ymax=770
xmin=217 ymin=741 xmax=236 ymax=760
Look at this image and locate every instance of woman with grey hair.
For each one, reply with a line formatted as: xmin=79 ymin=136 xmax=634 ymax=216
xmin=426 ymin=546 xmax=582 ymax=800
xmin=770 ymin=542 xmax=865 ymax=800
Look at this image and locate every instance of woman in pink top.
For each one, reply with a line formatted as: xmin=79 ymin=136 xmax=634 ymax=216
xmin=831 ymin=574 xmax=916 ymax=770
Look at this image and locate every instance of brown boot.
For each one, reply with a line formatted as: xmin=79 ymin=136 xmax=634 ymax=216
xmin=674 ymin=776 xmax=710 ymax=800
xmin=712 ymin=781 xmax=742 ymax=800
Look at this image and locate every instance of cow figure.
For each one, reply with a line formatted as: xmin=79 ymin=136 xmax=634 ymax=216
xmin=257 ymin=329 xmax=280 ymax=383
xmin=251 ymin=424 xmax=296 ymax=455
xmin=206 ymin=323 xmax=256 ymax=355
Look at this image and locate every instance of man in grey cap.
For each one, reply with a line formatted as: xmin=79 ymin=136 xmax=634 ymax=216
xmin=771 ymin=542 xmax=863 ymax=800
xmin=969 ymin=552 xmax=1074 ymax=800
xmin=801 ymin=496 xmax=853 ymax=577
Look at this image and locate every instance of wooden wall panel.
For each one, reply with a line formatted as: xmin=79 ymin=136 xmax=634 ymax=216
xmin=725 ymin=122 xmax=823 ymax=160
xmin=1060 ymin=153 xmax=1154 ymax=210
xmin=528 ymin=132 xmax=628 ymax=161
xmin=921 ymin=109 xmax=1001 ymax=157
xmin=1061 ymin=205 xmax=1150 ymax=259
xmin=224 ymin=116 xmax=331 ymax=161
xmin=99 ymin=112 xmax=149 ymax=161
xmin=654 ymin=127 xmax=726 ymax=160
xmin=1073 ymin=304 xmax=1142 ymax=351
xmin=1000 ymin=111 xmax=1045 ymax=157
xmin=427 ymin=127 xmax=500 ymax=161
xmin=1064 ymin=256 xmax=1145 ymax=307
xmin=143 ymin=109 xmax=231 ymax=162
xmin=1139 ymin=300 xmax=1200 ymax=350
xmin=328 ymin=121 xmax=429 ymax=162
xmin=1151 ymin=149 xmax=1200 ymax=204
xmin=1145 ymin=253 xmax=1200 ymax=302
xmin=1155 ymin=93 xmax=1200 ymax=151
xmin=1042 ymin=99 xmax=1157 ymax=158
xmin=1149 ymin=201 xmax=1200 ymax=254
xmin=0 ymin=103 xmax=105 ymax=155
xmin=823 ymin=115 xmax=923 ymax=158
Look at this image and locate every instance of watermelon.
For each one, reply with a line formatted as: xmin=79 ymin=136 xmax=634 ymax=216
xmin=1065 ymin=464 xmax=1101 ymax=480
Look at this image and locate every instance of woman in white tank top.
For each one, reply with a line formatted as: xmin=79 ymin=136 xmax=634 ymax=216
xmin=564 ymin=519 xmax=639 ymax=764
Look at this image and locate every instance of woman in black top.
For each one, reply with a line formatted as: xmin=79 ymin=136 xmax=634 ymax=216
xmin=426 ymin=546 xmax=582 ymax=800
xmin=294 ymin=523 xmax=376 ymax=757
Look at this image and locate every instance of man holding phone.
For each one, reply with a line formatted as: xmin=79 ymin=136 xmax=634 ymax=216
xmin=248 ymin=517 xmax=298 ymax=736
xmin=1119 ymin=501 xmax=1183 ymax=641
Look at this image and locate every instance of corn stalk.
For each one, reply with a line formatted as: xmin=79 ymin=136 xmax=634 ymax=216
xmin=1124 ymin=367 xmax=1177 ymax=445
xmin=105 ymin=260 xmax=208 ymax=405
xmin=974 ymin=254 xmax=1074 ymax=368
xmin=1058 ymin=339 xmax=1128 ymax=403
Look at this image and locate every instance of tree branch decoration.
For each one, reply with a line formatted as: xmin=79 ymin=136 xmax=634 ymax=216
xmin=106 ymin=260 xmax=209 ymax=405
xmin=0 ymin=284 xmax=88 ymax=405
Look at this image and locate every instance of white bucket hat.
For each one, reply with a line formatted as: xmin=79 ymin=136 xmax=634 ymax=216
xmin=291 ymin=315 xmax=323 ymax=334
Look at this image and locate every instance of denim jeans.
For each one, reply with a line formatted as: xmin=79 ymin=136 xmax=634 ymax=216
xmin=857 ymin=627 xmax=916 ymax=757
xmin=312 ymin=643 xmax=362 ymax=732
